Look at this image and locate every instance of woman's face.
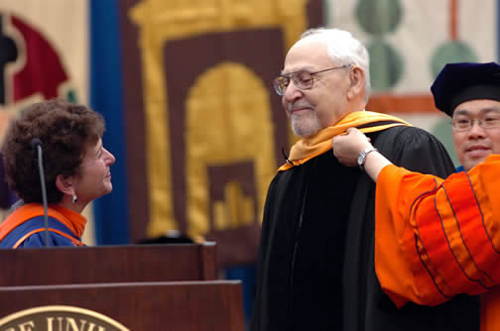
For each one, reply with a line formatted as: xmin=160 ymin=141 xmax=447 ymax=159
xmin=72 ymin=138 xmax=115 ymax=204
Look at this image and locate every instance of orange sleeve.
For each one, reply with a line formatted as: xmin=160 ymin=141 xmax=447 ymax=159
xmin=375 ymin=155 xmax=500 ymax=308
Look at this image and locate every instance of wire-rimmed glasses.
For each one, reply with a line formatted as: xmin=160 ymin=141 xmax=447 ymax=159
xmin=452 ymin=116 xmax=500 ymax=131
xmin=272 ymin=65 xmax=349 ymax=96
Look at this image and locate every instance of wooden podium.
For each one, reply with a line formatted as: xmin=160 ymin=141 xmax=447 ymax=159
xmin=0 ymin=244 xmax=244 ymax=330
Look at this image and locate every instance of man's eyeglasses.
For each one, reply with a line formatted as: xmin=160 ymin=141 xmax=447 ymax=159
xmin=272 ymin=65 xmax=350 ymax=96
xmin=451 ymin=117 xmax=500 ymax=131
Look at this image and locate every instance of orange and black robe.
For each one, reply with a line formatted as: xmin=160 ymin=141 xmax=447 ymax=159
xmin=0 ymin=203 xmax=86 ymax=248
xmin=375 ymin=154 xmax=500 ymax=331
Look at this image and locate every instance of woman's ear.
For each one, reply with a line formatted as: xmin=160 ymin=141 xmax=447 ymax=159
xmin=55 ymin=174 xmax=75 ymax=196
xmin=347 ymin=66 xmax=365 ymax=99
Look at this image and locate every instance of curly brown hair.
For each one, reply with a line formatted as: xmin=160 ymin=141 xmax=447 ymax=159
xmin=2 ymin=99 xmax=105 ymax=204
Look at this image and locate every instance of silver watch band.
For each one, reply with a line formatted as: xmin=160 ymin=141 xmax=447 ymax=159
xmin=358 ymin=146 xmax=378 ymax=172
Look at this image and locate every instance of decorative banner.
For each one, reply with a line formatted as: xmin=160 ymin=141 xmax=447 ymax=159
xmin=325 ymin=0 xmax=498 ymax=165
xmin=119 ymin=0 xmax=322 ymax=265
xmin=0 ymin=1 xmax=88 ymax=110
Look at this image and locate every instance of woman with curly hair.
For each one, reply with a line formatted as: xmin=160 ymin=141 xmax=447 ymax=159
xmin=0 ymin=99 xmax=115 ymax=248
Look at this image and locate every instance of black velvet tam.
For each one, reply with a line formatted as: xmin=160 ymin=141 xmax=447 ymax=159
xmin=431 ymin=62 xmax=500 ymax=117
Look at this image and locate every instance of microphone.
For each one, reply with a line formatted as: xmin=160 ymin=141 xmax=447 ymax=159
xmin=31 ymin=138 xmax=50 ymax=247
xmin=30 ymin=138 xmax=42 ymax=150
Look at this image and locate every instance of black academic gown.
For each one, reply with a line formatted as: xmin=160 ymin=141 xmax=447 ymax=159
xmin=251 ymin=126 xmax=480 ymax=331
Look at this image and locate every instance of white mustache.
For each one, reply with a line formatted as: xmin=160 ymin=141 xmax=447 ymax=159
xmin=288 ymin=102 xmax=315 ymax=112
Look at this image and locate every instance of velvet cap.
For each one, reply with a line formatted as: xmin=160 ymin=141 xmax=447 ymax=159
xmin=431 ymin=62 xmax=500 ymax=117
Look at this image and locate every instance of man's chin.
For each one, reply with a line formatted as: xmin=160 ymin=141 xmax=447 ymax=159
xmin=463 ymin=157 xmax=487 ymax=171
xmin=292 ymin=127 xmax=318 ymax=138
xmin=291 ymin=120 xmax=320 ymax=137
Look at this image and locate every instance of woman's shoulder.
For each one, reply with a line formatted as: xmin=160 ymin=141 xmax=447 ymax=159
xmin=17 ymin=230 xmax=77 ymax=248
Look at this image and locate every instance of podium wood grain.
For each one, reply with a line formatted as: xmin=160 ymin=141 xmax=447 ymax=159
xmin=0 ymin=281 xmax=244 ymax=330
xmin=0 ymin=244 xmax=244 ymax=330
xmin=0 ymin=244 xmax=216 ymax=286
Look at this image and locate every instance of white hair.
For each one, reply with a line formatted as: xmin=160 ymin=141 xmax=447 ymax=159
xmin=299 ymin=27 xmax=371 ymax=101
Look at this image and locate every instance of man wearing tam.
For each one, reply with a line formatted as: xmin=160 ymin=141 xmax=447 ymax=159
xmin=333 ymin=62 xmax=500 ymax=330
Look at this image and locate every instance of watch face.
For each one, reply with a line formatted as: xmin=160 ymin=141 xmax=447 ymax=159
xmin=357 ymin=153 xmax=363 ymax=166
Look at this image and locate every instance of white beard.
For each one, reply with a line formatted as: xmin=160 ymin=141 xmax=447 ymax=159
xmin=290 ymin=112 xmax=321 ymax=137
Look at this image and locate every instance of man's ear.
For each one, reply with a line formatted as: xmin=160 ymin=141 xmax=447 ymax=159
xmin=347 ymin=66 xmax=365 ymax=99
xmin=55 ymin=174 xmax=75 ymax=196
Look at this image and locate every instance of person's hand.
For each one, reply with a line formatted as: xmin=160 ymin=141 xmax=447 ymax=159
xmin=332 ymin=128 xmax=372 ymax=167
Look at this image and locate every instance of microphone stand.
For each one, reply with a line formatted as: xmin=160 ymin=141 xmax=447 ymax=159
xmin=32 ymin=138 xmax=50 ymax=247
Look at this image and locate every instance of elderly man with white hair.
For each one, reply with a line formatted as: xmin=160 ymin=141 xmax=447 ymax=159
xmin=251 ymin=28 xmax=479 ymax=331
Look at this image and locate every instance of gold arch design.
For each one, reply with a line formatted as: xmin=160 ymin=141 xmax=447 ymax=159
xmin=185 ymin=62 xmax=276 ymax=237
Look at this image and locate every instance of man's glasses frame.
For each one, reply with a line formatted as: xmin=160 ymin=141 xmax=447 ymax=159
xmin=273 ymin=65 xmax=350 ymax=96
xmin=451 ymin=117 xmax=500 ymax=131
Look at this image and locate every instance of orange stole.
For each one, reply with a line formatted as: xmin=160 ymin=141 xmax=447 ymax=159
xmin=0 ymin=203 xmax=86 ymax=243
xmin=278 ymin=110 xmax=411 ymax=171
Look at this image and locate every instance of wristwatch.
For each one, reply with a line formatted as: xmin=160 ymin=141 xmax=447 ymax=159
xmin=357 ymin=146 xmax=378 ymax=172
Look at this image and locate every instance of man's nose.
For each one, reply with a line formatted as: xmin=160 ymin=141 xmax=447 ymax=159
xmin=283 ymin=81 xmax=302 ymax=102
xmin=467 ymin=120 xmax=486 ymax=138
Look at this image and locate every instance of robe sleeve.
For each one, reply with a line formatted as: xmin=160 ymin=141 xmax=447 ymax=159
xmin=375 ymin=154 xmax=500 ymax=308
xmin=17 ymin=231 xmax=77 ymax=248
